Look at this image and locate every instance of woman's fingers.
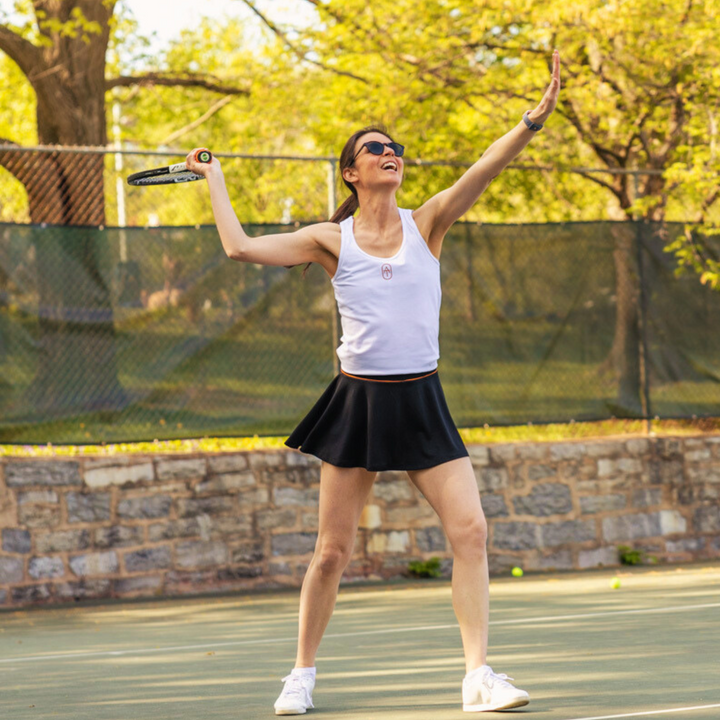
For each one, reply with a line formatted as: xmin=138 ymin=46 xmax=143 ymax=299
xmin=186 ymin=147 xmax=213 ymax=176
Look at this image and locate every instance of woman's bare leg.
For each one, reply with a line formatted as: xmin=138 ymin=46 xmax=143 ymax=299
xmin=295 ymin=461 xmax=377 ymax=667
xmin=407 ymin=456 xmax=489 ymax=673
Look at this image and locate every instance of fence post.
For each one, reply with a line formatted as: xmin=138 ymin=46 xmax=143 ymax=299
xmin=328 ymin=159 xmax=340 ymax=376
xmin=633 ymin=172 xmax=653 ymax=430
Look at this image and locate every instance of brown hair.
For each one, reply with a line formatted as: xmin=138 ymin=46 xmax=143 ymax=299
xmin=292 ymin=124 xmax=396 ymax=277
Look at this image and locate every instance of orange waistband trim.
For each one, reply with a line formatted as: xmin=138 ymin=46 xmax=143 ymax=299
xmin=340 ymin=368 xmax=438 ymax=383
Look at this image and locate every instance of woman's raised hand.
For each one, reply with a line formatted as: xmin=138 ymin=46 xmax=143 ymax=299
xmin=532 ymin=49 xmax=561 ymax=124
xmin=186 ymin=147 xmax=219 ymax=177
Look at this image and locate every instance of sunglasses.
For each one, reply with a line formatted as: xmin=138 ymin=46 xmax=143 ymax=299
xmin=350 ymin=141 xmax=405 ymax=165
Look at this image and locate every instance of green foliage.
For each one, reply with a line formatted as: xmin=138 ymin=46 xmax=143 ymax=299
xmin=408 ymin=557 xmax=442 ymax=578
xmin=618 ymin=545 xmax=658 ymax=566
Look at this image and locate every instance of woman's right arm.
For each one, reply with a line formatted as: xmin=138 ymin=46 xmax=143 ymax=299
xmin=186 ymin=148 xmax=330 ymax=267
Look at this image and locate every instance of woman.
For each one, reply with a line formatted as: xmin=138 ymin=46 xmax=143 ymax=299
xmin=187 ymin=48 xmax=560 ymax=715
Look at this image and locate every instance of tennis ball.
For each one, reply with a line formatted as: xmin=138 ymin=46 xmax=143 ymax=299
xmin=511 ymin=566 xmax=524 ymax=578
xmin=610 ymin=577 xmax=621 ymax=589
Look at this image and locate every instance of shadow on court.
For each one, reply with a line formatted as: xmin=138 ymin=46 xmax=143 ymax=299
xmin=1 ymin=563 xmax=719 ymax=720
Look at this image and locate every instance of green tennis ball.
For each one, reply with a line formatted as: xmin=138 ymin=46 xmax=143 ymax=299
xmin=610 ymin=577 xmax=621 ymax=589
xmin=511 ymin=566 xmax=524 ymax=577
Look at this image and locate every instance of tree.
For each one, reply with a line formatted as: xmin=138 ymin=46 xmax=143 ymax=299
xmin=0 ymin=0 xmax=250 ymax=414
xmin=247 ymin=0 xmax=720 ymax=415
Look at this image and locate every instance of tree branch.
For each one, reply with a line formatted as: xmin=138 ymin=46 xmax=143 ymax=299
xmin=0 ymin=24 xmax=42 ymax=76
xmin=159 ymin=95 xmax=235 ymax=145
xmin=237 ymin=0 xmax=369 ymax=84
xmin=106 ymin=73 xmax=251 ymax=95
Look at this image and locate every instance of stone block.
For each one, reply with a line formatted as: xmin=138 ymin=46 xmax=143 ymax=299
xmin=625 ymin=438 xmax=650 ymax=454
xmin=117 ymin=495 xmax=172 ymax=520
xmin=301 ymin=512 xmax=318 ymax=530
xmin=248 ymin=451 xmax=285 ymax=469
xmin=12 ymin=584 xmax=52 ymax=603
xmin=602 ymin=513 xmax=661 ymax=542
xmin=177 ymin=496 xmax=234 ymax=517
xmin=694 ymin=506 xmax=720 ymax=533
xmin=527 ymin=549 xmax=573 ymax=571
xmin=66 ymin=493 xmax=111 ymax=523
xmin=18 ymin=504 xmax=61 ymax=528
xmin=666 ymin=537 xmax=705 ymax=553
xmin=115 ymin=575 xmax=164 ymax=594
xmin=578 ymin=546 xmax=619 ymax=568
xmin=84 ymin=463 xmax=154 ymax=488
xmin=269 ymin=562 xmax=292 ymax=575
xmin=579 ymin=494 xmax=627 ymax=514
xmin=175 ymin=541 xmax=229 ymax=568
xmin=366 ymin=533 xmax=387 ymax=554
xmin=147 ymin=519 xmax=201 ymax=542
xmin=492 ymin=522 xmax=540 ymax=550
xmin=94 ymin=525 xmax=145 ymax=549
xmin=649 ymin=459 xmax=684 ymax=485
xmin=0 ymin=589 xmax=5 ymax=605
xmin=633 ymin=488 xmax=662 ymax=508
xmin=124 ymin=546 xmax=172 ymax=572
xmin=515 ymin=444 xmax=549 ymax=461
xmin=542 ymin=520 xmax=596 ymax=547
xmin=385 ymin=504 xmax=435 ymax=523
xmin=527 ymin=464 xmax=557 ymax=482
xmin=256 ymin=508 xmax=298 ymax=531
xmin=598 ymin=458 xmax=643 ymax=477
xmin=685 ymin=449 xmax=712 ymax=462
xmin=286 ymin=450 xmax=321 ymax=468
xmin=549 ymin=443 xmax=587 ymax=461
xmin=69 ymin=551 xmax=119 ymax=576
xmin=359 ymin=504 xmax=382 ymax=530
xmin=237 ymin=488 xmax=270 ymax=505
xmin=271 ymin=533 xmax=317 ymax=556
xmin=156 ymin=457 xmax=207 ymax=481
xmin=475 ymin=467 xmax=510 ymax=492
xmin=386 ymin=530 xmax=410 ymax=553
xmin=54 ymin=579 xmax=112 ymax=600
xmin=489 ymin=444 xmax=517 ymax=463
xmin=28 ymin=556 xmax=65 ymax=579
xmin=481 ymin=494 xmax=509 ymax=518
xmin=266 ymin=467 xmax=320 ymax=486
xmin=467 ymin=445 xmax=490 ymax=466
xmin=0 ymin=556 xmax=24 ymax=583
xmin=35 ymin=529 xmax=91 ymax=553
xmin=207 ymin=453 xmax=250 ymax=473
xmin=195 ymin=472 xmax=256 ymax=494
xmin=17 ymin=490 xmax=58 ymax=504
xmin=513 ymin=483 xmax=572 ymax=517
xmin=415 ymin=526 xmax=446 ymax=552
xmin=659 ymin=510 xmax=687 ymax=535
xmin=372 ymin=480 xmax=414 ymax=503
xmin=217 ymin=565 xmax=263 ymax=581
xmin=584 ymin=440 xmax=623 ymax=457
xmin=5 ymin=461 xmax=81 ymax=487
xmin=2 ymin=528 xmax=31 ymax=554
xmin=274 ymin=487 xmax=320 ymax=506
xmin=231 ymin=539 xmax=265 ymax=563
xmin=211 ymin=515 xmax=253 ymax=536
xmin=487 ymin=554 xmax=518 ymax=575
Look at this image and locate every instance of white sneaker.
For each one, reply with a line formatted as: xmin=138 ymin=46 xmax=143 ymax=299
xmin=462 ymin=665 xmax=530 ymax=712
xmin=274 ymin=672 xmax=315 ymax=715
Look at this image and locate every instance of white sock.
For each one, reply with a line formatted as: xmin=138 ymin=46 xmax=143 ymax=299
xmin=291 ymin=666 xmax=316 ymax=680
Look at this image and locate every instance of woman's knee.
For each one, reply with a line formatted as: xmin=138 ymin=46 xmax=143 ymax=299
xmin=450 ymin=516 xmax=488 ymax=555
xmin=315 ymin=543 xmax=352 ymax=575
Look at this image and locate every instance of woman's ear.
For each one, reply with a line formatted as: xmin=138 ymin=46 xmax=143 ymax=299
xmin=342 ymin=166 xmax=358 ymax=184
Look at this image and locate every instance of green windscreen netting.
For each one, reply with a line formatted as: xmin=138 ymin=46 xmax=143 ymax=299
xmin=0 ymin=220 xmax=718 ymax=443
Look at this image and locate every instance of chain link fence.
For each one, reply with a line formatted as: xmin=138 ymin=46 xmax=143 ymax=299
xmin=0 ymin=146 xmax=717 ymax=443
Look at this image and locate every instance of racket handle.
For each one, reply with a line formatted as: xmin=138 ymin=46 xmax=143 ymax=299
xmin=194 ymin=149 xmax=213 ymax=164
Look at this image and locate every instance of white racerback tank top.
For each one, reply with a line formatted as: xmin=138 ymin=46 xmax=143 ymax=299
xmin=331 ymin=207 xmax=441 ymax=375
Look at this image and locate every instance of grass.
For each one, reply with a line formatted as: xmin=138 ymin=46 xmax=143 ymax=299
xmin=1 ymin=417 xmax=718 ymax=458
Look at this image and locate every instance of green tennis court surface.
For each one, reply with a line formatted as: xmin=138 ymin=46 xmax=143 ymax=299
xmin=1 ymin=563 xmax=719 ymax=720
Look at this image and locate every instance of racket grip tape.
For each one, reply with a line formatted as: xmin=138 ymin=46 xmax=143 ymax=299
xmin=194 ymin=150 xmax=212 ymax=163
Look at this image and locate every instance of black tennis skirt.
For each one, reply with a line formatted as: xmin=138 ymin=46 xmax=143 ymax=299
xmin=284 ymin=367 xmax=469 ymax=472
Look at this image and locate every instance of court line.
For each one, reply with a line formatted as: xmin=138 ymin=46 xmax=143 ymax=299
xmin=565 ymin=703 xmax=720 ymax=720
xmin=0 ymin=601 xmax=718 ymax=665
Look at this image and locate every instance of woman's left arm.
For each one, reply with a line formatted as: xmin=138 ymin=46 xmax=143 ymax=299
xmin=417 ymin=49 xmax=561 ymax=243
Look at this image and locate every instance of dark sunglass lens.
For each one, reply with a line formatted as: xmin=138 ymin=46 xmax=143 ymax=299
xmin=389 ymin=143 xmax=405 ymax=156
xmin=365 ymin=141 xmax=385 ymax=155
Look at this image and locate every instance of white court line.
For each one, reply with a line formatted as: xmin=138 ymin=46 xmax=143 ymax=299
xmin=565 ymin=703 xmax=720 ymax=720
xmin=0 ymin=601 xmax=718 ymax=666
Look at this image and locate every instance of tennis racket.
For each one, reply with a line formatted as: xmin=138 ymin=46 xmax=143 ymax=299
xmin=127 ymin=150 xmax=212 ymax=186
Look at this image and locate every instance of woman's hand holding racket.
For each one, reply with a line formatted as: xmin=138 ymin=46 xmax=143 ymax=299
xmin=126 ymin=149 xmax=216 ymax=186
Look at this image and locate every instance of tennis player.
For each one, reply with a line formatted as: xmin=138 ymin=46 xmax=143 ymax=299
xmin=187 ymin=48 xmax=560 ymax=715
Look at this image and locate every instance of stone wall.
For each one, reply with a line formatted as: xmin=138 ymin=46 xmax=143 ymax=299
xmin=1 ymin=435 xmax=719 ymax=608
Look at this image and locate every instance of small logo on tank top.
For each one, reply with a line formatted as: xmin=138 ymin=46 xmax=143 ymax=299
xmin=381 ymin=263 xmax=393 ymax=280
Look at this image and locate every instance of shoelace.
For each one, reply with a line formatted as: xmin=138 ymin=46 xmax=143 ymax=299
xmin=483 ymin=670 xmax=515 ymax=689
xmin=280 ymin=674 xmax=311 ymax=698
